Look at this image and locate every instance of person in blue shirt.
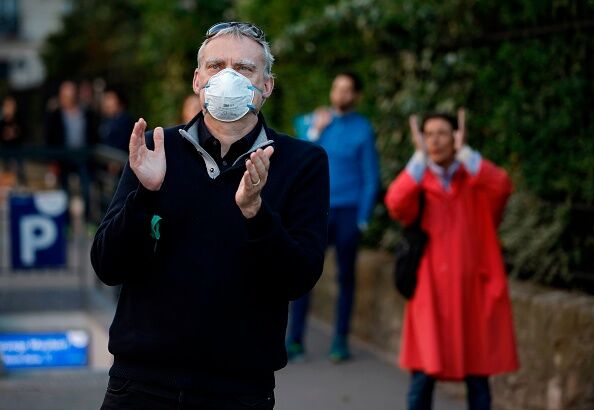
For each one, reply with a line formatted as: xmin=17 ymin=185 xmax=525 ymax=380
xmin=288 ymin=72 xmax=380 ymax=362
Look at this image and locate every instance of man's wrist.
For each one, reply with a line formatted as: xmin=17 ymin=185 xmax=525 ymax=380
xmin=240 ymin=196 xmax=262 ymax=219
xmin=306 ymin=127 xmax=320 ymax=141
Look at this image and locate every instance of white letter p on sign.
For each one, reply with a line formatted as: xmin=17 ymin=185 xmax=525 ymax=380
xmin=19 ymin=216 xmax=57 ymax=266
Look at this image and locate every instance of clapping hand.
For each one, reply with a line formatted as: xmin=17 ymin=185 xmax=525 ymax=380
xmin=235 ymin=146 xmax=275 ymax=218
xmin=129 ymin=118 xmax=166 ymax=191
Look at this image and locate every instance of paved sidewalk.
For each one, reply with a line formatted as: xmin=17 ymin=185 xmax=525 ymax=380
xmin=0 ymin=290 xmax=465 ymax=410
xmin=0 ymin=323 xmax=464 ymax=410
xmin=0 ymin=369 xmax=108 ymax=410
xmin=276 ymin=319 xmax=463 ymax=410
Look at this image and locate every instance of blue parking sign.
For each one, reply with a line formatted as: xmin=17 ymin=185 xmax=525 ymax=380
xmin=9 ymin=191 xmax=68 ymax=269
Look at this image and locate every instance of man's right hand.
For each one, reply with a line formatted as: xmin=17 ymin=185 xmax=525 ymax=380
xmin=129 ymin=118 xmax=166 ymax=191
xmin=313 ymin=107 xmax=332 ymax=133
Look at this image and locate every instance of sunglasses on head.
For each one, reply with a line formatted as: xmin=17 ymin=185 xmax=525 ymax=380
xmin=206 ymin=22 xmax=265 ymax=40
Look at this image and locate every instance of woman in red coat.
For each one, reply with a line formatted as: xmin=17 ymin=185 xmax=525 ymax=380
xmin=385 ymin=110 xmax=519 ymax=410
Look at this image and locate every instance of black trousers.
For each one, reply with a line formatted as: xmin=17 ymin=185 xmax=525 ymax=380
xmin=100 ymin=376 xmax=275 ymax=410
xmin=407 ymin=371 xmax=491 ymax=410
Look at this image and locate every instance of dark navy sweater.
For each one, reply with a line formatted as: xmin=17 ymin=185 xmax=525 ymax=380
xmin=91 ymin=114 xmax=329 ymax=393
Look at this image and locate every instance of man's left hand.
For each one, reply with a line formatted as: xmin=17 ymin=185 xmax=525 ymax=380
xmin=235 ymin=146 xmax=275 ymax=218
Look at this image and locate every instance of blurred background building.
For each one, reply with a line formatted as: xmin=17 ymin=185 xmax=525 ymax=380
xmin=0 ymin=0 xmax=71 ymax=90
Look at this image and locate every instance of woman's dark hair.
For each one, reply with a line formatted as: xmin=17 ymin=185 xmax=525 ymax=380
xmin=421 ymin=113 xmax=458 ymax=132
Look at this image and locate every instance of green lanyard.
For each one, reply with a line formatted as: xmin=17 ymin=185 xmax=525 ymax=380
xmin=150 ymin=214 xmax=163 ymax=252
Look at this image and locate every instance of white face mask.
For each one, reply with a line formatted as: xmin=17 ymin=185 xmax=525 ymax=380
xmin=203 ymin=68 xmax=263 ymax=122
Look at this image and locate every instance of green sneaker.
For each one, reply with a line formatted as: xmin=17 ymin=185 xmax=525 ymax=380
xmin=286 ymin=342 xmax=305 ymax=363
xmin=329 ymin=335 xmax=351 ymax=363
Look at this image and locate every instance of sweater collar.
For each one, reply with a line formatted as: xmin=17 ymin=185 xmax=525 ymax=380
xmin=179 ymin=112 xmax=273 ymax=179
xmin=427 ymin=160 xmax=460 ymax=190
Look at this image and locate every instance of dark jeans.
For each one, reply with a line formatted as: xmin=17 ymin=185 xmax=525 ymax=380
xmin=100 ymin=376 xmax=275 ymax=410
xmin=407 ymin=372 xmax=491 ymax=410
xmin=288 ymin=207 xmax=360 ymax=343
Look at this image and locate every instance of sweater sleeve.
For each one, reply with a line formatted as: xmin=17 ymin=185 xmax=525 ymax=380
xmin=356 ymin=128 xmax=380 ymax=227
xmin=293 ymin=113 xmax=316 ymax=142
xmin=243 ymin=146 xmax=330 ymax=301
xmin=467 ymin=157 xmax=513 ymax=225
xmin=456 ymin=145 xmax=482 ymax=175
xmin=90 ymin=134 xmax=159 ymax=286
xmin=405 ymin=150 xmax=428 ymax=183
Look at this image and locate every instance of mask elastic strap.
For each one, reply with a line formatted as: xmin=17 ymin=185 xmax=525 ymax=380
xmin=248 ymin=84 xmax=263 ymax=94
xmin=247 ymin=85 xmax=264 ymax=114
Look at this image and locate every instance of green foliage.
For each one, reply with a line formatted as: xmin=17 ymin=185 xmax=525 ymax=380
xmin=42 ymin=0 xmax=145 ymax=96
xmin=42 ymin=0 xmax=230 ymax=125
xmin=236 ymin=0 xmax=594 ymax=289
xmin=131 ymin=0 xmax=232 ymax=125
xmin=42 ymin=0 xmax=594 ymax=290
xmin=500 ymin=191 xmax=571 ymax=284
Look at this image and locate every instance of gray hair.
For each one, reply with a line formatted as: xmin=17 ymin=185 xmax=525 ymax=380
xmin=196 ymin=26 xmax=275 ymax=80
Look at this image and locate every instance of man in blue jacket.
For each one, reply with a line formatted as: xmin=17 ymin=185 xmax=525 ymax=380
xmin=289 ymin=72 xmax=379 ymax=362
xmin=92 ymin=22 xmax=329 ymax=409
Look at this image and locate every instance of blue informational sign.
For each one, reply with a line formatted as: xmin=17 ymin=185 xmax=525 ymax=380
xmin=0 ymin=331 xmax=89 ymax=369
xmin=9 ymin=191 xmax=68 ymax=269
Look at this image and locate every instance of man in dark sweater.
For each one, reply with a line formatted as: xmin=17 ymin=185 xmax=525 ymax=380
xmin=91 ymin=22 xmax=329 ymax=410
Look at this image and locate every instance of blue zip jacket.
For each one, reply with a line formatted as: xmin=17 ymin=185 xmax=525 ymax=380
xmin=294 ymin=110 xmax=379 ymax=227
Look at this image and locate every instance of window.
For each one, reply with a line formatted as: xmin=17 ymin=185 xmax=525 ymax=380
xmin=0 ymin=61 xmax=9 ymax=80
xmin=0 ymin=0 xmax=19 ymax=37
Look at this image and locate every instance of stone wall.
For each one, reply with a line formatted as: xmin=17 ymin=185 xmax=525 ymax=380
xmin=309 ymin=249 xmax=594 ymax=410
